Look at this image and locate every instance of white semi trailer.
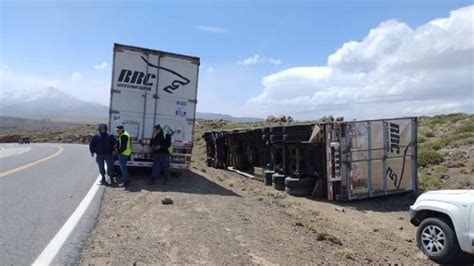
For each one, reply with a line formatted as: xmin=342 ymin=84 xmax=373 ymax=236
xmin=109 ymin=43 xmax=200 ymax=169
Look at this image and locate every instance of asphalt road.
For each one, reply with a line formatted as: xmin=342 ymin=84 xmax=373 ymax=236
xmin=0 ymin=143 xmax=103 ymax=265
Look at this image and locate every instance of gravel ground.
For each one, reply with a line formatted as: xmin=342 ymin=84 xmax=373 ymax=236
xmin=78 ymin=166 xmax=436 ymax=265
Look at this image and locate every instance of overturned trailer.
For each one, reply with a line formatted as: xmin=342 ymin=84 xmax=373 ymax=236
xmin=203 ymin=117 xmax=418 ymax=201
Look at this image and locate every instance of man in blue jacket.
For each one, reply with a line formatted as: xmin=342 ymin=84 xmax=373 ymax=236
xmin=89 ymin=124 xmax=116 ymax=185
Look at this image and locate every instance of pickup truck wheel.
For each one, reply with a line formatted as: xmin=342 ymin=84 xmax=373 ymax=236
xmin=417 ymin=217 xmax=460 ymax=264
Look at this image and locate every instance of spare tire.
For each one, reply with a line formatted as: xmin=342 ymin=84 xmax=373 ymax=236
xmin=285 ymin=177 xmax=315 ymax=188
xmin=272 ymin=173 xmax=285 ymax=184
xmin=285 ymin=186 xmax=313 ymax=197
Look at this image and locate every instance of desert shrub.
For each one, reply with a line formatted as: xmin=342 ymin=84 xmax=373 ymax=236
xmin=433 ymin=165 xmax=448 ymax=178
xmin=419 ymin=174 xmax=442 ymax=191
xmin=454 ymin=123 xmax=474 ymax=134
xmin=417 ymin=136 xmax=426 ymax=143
xmin=421 ymin=140 xmax=445 ymax=150
xmin=418 ymin=148 xmax=444 ymax=167
xmin=424 ymin=131 xmax=435 ymax=137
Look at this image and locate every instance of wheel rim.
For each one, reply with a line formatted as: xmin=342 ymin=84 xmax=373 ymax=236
xmin=421 ymin=225 xmax=446 ymax=255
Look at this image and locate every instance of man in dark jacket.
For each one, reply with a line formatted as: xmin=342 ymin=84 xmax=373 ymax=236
xmin=89 ymin=124 xmax=116 ymax=185
xmin=149 ymin=124 xmax=172 ymax=185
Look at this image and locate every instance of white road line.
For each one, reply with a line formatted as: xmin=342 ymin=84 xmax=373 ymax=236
xmin=32 ymin=174 xmax=102 ymax=266
xmin=0 ymin=146 xmax=31 ymax=159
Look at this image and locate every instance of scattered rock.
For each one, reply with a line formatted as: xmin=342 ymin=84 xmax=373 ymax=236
xmin=335 ymin=207 xmax=345 ymax=213
xmin=295 ymin=222 xmax=304 ymax=227
xmin=398 ymin=226 xmax=404 ymax=230
xmin=373 ymin=228 xmax=379 ymax=232
xmin=161 ymin=197 xmax=174 ymax=205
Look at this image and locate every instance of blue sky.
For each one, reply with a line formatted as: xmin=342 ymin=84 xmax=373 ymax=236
xmin=1 ymin=0 xmax=473 ymax=119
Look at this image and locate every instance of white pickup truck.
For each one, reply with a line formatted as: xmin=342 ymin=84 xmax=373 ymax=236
xmin=409 ymin=190 xmax=474 ymax=263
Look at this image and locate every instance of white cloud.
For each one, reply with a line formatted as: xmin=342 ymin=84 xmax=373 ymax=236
xmin=245 ymin=5 xmax=474 ymax=119
xmin=268 ymin=57 xmax=282 ymax=65
xmin=94 ymin=61 xmax=109 ymax=70
xmin=238 ymin=54 xmax=282 ymax=66
xmin=194 ymin=25 xmax=229 ymax=33
xmin=207 ymin=67 xmax=214 ymax=73
xmin=71 ymin=72 xmax=83 ymax=81
xmin=238 ymin=54 xmax=261 ymax=65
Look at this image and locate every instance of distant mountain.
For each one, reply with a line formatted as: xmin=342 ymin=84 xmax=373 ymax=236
xmin=0 ymin=87 xmax=262 ymax=122
xmin=0 ymin=87 xmax=108 ymax=118
xmin=196 ymin=112 xmax=263 ymax=122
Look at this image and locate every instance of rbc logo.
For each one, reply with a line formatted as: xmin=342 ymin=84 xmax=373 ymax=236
xmin=118 ymin=70 xmax=156 ymax=86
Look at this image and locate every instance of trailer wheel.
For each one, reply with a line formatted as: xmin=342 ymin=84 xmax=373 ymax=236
xmin=264 ymin=171 xmax=274 ymax=186
xmin=285 ymin=186 xmax=312 ymax=197
xmin=283 ymin=124 xmax=313 ymax=134
xmin=270 ymin=126 xmax=283 ymax=133
xmin=272 ymin=173 xmax=285 ymax=184
xmin=283 ymin=133 xmax=312 ymax=142
xmin=284 ymin=177 xmax=315 ymax=188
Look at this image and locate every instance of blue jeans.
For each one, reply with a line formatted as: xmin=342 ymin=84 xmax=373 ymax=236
xmin=151 ymin=153 xmax=170 ymax=180
xmin=118 ymin=154 xmax=130 ymax=182
xmin=96 ymin=154 xmax=114 ymax=178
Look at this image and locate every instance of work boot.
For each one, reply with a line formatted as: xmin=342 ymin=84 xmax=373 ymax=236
xmin=100 ymin=176 xmax=107 ymax=186
xmin=118 ymin=180 xmax=130 ymax=188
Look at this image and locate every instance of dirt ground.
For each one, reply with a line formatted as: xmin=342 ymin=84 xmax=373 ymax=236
xmin=78 ymin=165 xmax=435 ymax=265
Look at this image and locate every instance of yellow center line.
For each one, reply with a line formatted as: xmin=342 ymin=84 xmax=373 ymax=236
xmin=0 ymin=145 xmax=64 ymax=178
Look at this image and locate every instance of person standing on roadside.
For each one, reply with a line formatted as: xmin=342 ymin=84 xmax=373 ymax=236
xmin=115 ymin=125 xmax=132 ymax=187
xmin=149 ymin=124 xmax=172 ymax=185
xmin=89 ymin=124 xmax=116 ymax=185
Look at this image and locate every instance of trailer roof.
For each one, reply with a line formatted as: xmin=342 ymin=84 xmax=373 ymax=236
xmin=114 ymin=43 xmax=200 ymax=64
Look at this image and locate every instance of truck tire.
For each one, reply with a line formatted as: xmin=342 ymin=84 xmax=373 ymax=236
xmin=270 ymin=134 xmax=283 ymax=142
xmin=283 ymin=134 xmax=311 ymax=142
xmin=264 ymin=170 xmax=274 ymax=186
xmin=285 ymin=186 xmax=312 ymax=197
xmin=285 ymin=177 xmax=314 ymax=188
xmin=283 ymin=125 xmax=313 ymax=134
xmin=272 ymin=173 xmax=285 ymax=184
xmin=273 ymin=182 xmax=285 ymax=191
xmin=270 ymin=126 xmax=283 ymax=133
xmin=416 ymin=217 xmax=461 ymax=264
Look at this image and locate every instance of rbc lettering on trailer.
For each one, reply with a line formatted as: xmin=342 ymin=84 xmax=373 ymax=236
xmin=389 ymin=123 xmax=400 ymax=154
xmin=384 ymin=122 xmax=400 ymax=154
xmin=117 ymin=69 xmax=155 ymax=91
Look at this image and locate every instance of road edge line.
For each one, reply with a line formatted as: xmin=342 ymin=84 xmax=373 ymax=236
xmin=32 ymin=174 xmax=102 ymax=266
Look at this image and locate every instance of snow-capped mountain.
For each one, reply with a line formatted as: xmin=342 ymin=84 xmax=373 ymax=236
xmin=0 ymin=87 xmax=108 ymax=118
